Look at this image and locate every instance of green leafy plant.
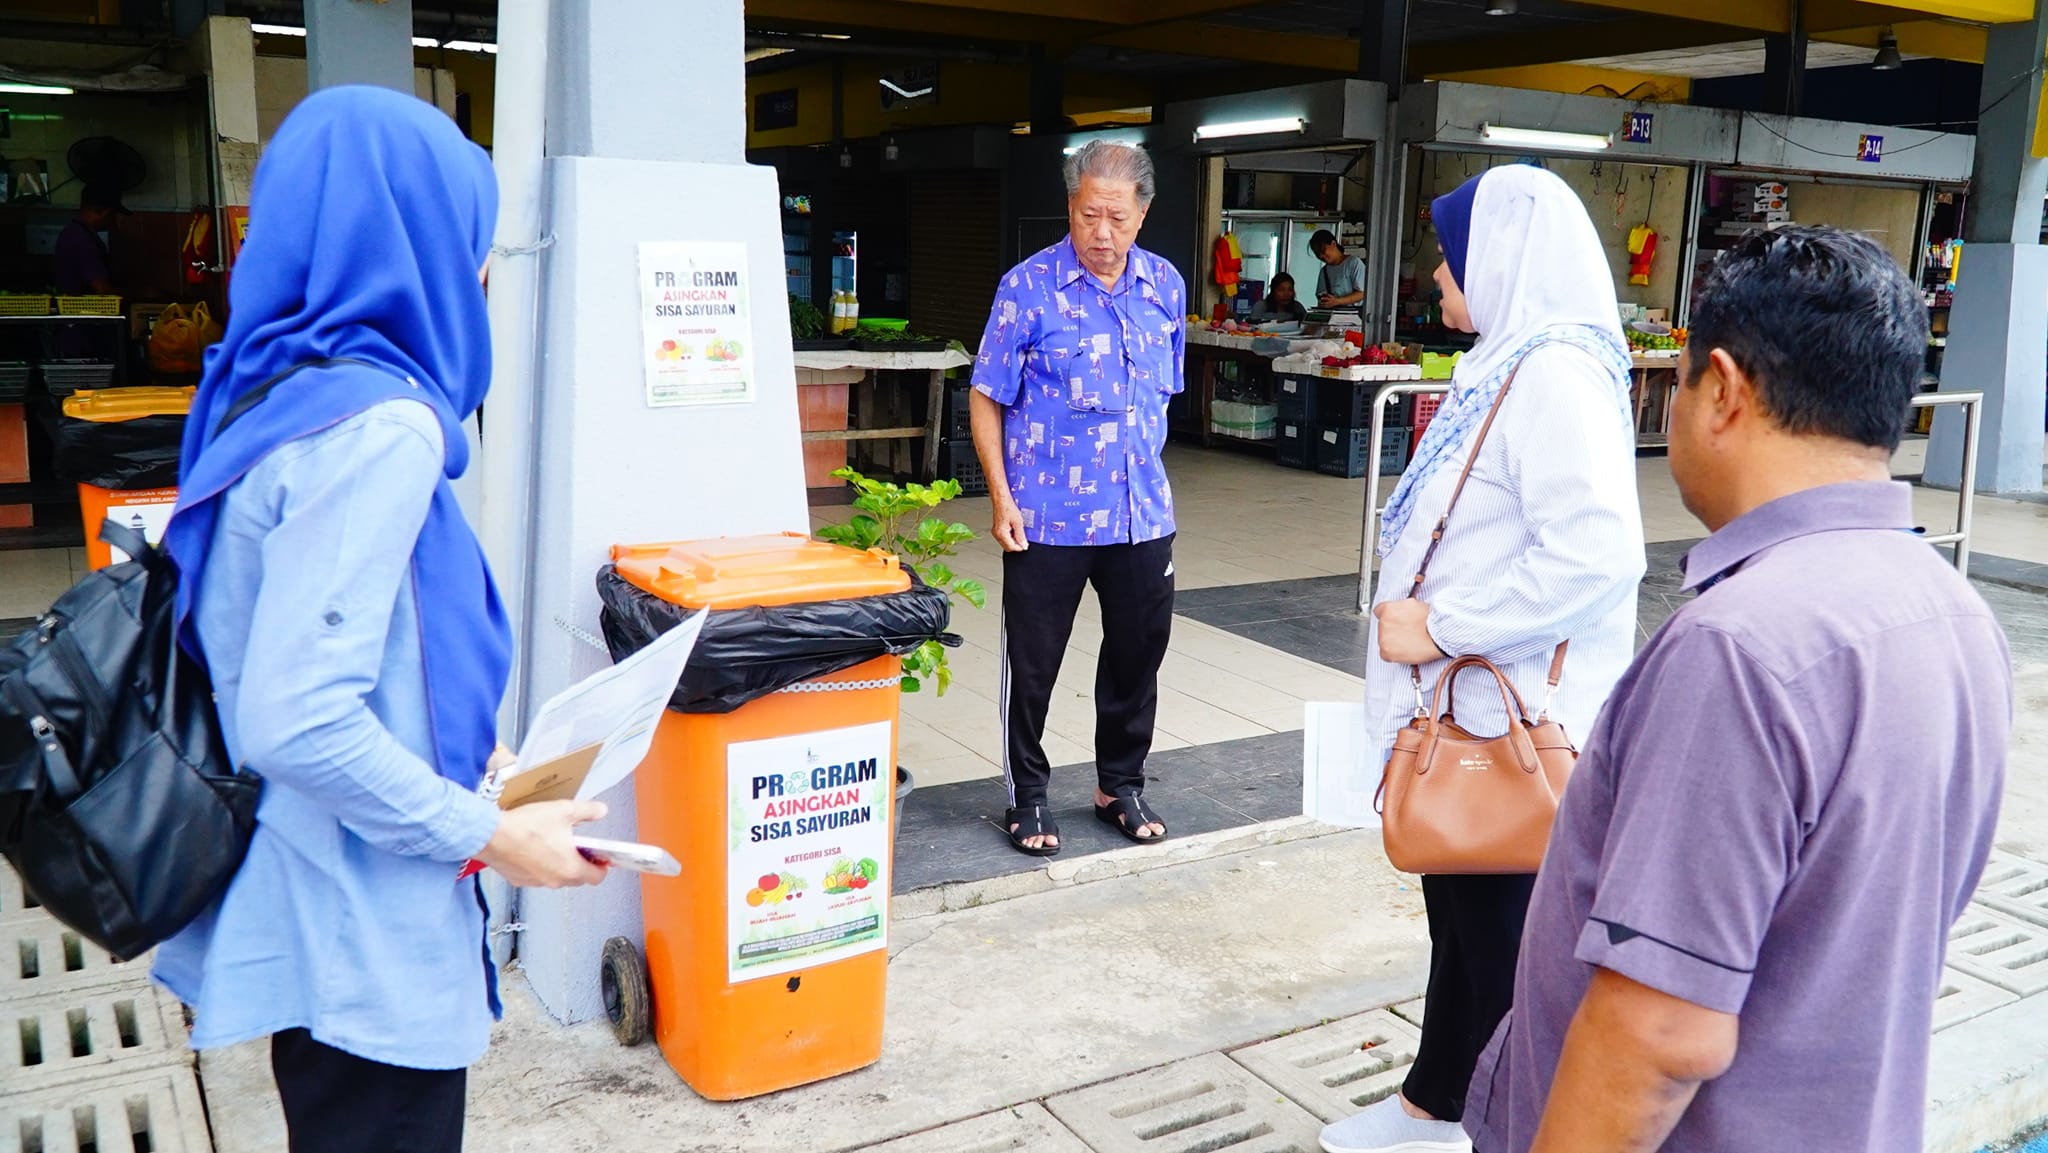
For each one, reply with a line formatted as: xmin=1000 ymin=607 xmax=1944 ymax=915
xmin=815 ymin=467 xmax=985 ymax=695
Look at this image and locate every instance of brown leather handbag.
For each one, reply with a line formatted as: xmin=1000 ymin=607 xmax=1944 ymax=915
xmin=1376 ymin=361 xmax=1579 ymax=875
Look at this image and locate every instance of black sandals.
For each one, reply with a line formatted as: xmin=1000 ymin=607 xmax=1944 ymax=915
xmin=1005 ymin=805 xmax=1062 ymax=857
xmin=1095 ymin=791 xmax=1170 ymax=845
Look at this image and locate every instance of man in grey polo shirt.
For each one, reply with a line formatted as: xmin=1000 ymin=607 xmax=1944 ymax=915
xmin=1466 ymin=226 xmax=2011 ymax=1153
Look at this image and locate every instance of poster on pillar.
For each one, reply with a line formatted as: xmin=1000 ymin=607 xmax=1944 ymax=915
xmin=638 ymin=241 xmax=755 ymax=408
xmin=727 ymin=721 xmax=893 ymax=983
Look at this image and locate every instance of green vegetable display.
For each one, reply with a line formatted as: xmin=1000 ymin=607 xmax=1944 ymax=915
xmin=789 ymin=293 xmax=827 ymax=341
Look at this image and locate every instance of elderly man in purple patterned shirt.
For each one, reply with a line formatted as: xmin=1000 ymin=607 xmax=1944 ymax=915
xmin=1465 ymin=227 xmax=2010 ymax=1153
xmin=968 ymin=140 xmax=1187 ymax=858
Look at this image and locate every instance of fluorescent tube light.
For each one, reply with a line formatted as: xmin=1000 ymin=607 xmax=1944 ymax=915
xmin=1480 ymin=123 xmax=1612 ymax=151
xmin=250 ymin=23 xmax=306 ymax=35
xmin=1192 ymin=116 xmax=1305 ymax=142
xmin=441 ymin=41 xmax=498 ymax=54
xmin=413 ymin=36 xmax=439 ymax=48
xmin=0 ymin=83 xmax=74 ymax=95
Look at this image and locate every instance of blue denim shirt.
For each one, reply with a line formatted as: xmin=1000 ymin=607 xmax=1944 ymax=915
xmin=971 ymin=237 xmax=1185 ymax=548
xmin=153 ymin=400 xmax=504 ymax=1071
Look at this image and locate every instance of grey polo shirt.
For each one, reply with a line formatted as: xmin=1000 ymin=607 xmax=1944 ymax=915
xmin=1467 ymin=481 xmax=2011 ymax=1153
xmin=1315 ymin=254 xmax=1366 ymax=303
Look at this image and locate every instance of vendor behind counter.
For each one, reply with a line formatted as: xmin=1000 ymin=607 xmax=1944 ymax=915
xmin=1310 ymin=229 xmax=1366 ymax=310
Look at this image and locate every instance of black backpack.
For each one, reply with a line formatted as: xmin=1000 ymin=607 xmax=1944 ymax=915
xmin=0 ymin=361 xmax=346 ymax=960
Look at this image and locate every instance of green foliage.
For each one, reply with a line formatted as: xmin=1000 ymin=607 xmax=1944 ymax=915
xmin=814 ymin=467 xmax=985 ymax=695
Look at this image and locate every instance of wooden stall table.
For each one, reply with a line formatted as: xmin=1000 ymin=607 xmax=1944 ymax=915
xmin=1629 ymin=353 xmax=1682 ymax=450
xmin=794 ymin=348 xmax=972 ymax=488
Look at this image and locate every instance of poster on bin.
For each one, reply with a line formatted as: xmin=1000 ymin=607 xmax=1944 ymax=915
xmin=637 ymin=241 xmax=755 ymax=409
xmin=727 ymin=721 xmax=893 ymax=983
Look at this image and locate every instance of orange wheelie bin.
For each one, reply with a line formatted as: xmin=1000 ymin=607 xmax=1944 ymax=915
xmin=604 ymin=533 xmax=920 ymax=1100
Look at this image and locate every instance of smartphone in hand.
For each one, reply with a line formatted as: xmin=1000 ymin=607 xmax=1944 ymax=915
xmin=573 ymin=836 xmax=681 ymax=877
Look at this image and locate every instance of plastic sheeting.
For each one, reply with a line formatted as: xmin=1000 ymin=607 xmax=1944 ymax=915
xmin=596 ymin=565 xmax=957 ymax=714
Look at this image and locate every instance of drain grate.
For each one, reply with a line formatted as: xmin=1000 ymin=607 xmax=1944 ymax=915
xmin=1947 ymin=906 xmax=2048 ymax=996
xmin=0 ymin=1063 xmax=212 ymax=1153
xmin=0 ymin=861 xmax=42 ymax=926
xmin=2 ymin=986 xmax=189 ymax=1092
xmin=1046 ymin=1053 xmax=1322 ymax=1153
xmin=1388 ymin=999 xmax=1427 ymax=1030
xmin=1933 ymin=966 xmax=2020 ymax=1033
xmin=1229 ymin=1011 xmax=1422 ymax=1124
xmin=1972 ymin=851 xmax=2048 ymax=931
xmin=856 ymin=1104 xmax=1091 ymax=1152
xmin=0 ymin=922 xmax=136 ymax=996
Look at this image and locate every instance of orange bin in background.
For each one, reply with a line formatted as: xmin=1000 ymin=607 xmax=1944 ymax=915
xmin=612 ymin=534 xmax=909 ymax=1100
xmin=63 ymin=388 xmax=195 ymax=570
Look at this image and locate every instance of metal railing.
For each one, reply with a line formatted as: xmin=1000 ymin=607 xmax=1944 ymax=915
xmin=1354 ymin=386 xmax=1986 ymax=613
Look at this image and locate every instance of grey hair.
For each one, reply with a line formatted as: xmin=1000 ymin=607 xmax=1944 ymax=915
xmin=1063 ymin=140 xmax=1156 ymax=206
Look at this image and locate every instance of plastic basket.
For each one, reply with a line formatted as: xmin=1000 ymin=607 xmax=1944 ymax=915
xmin=0 ymin=295 xmax=52 ymax=317
xmin=56 ymin=296 xmax=123 ymax=317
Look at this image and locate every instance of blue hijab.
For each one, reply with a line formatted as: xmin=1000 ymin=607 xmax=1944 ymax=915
xmin=166 ymin=86 xmax=509 ymax=790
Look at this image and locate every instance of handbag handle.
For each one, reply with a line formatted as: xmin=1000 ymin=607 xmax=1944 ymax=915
xmin=1402 ymin=356 xmax=1569 ymax=718
xmin=1418 ymin=655 xmax=1541 ymax=776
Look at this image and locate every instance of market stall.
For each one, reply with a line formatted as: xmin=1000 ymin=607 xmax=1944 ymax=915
xmin=793 ymin=346 xmax=971 ymax=492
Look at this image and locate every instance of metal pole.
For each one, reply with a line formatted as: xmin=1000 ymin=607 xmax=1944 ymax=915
xmin=481 ymin=0 xmax=551 ymax=740
xmin=1956 ymin=394 xmax=1982 ymax=577
xmin=1356 ymin=380 xmax=1450 ymax=613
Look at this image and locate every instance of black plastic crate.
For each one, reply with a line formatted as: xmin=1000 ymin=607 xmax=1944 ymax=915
xmin=1313 ymin=425 xmax=1411 ymax=478
xmin=1274 ymin=373 xmax=1317 ymax=424
xmin=1276 ymin=419 xmax=1313 ymax=469
xmin=945 ymin=385 xmax=974 ymax=438
xmin=942 ymin=441 xmax=988 ymax=497
xmin=1315 ymin=380 xmax=1413 ymax=430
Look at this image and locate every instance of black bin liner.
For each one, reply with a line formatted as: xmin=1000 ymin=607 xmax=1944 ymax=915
xmin=597 ymin=564 xmax=958 ymax=714
xmin=40 ymin=401 xmax=186 ymax=490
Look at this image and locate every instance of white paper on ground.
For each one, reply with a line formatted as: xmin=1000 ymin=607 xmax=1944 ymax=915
xmin=509 ymin=609 xmax=708 ymax=801
xmin=1302 ymin=701 xmax=1381 ymax=829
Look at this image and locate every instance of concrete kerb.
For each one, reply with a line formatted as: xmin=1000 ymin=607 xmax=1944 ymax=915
xmin=889 ymin=815 xmax=1349 ymax=922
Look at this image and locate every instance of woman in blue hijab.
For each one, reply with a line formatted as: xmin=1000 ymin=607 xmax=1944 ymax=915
xmin=151 ymin=86 xmax=607 ymax=1153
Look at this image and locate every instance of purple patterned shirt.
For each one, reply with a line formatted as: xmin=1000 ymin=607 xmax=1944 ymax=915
xmin=971 ymin=237 xmax=1185 ymax=548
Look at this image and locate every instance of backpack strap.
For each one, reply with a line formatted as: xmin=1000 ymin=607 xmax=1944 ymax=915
xmin=214 ymin=357 xmax=381 ymax=437
xmin=99 ymin=518 xmax=148 ymax=565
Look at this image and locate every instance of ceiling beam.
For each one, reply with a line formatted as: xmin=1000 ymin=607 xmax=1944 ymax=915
xmin=1530 ymin=0 xmax=1790 ymax=32
xmin=1431 ymin=62 xmax=1693 ymax=102
xmin=1810 ymin=18 xmax=1991 ymax=60
xmin=1410 ymin=17 xmax=1750 ymax=76
xmin=745 ymin=0 xmax=1083 ymax=41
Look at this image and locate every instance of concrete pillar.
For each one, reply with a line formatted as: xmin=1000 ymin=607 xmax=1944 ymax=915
xmin=1029 ymin=44 xmax=1067 ymax=136
xmin=1355 ymin=0 xmax=1408 ymax=87
xmin=305 ymin=0 xmax=416 ymax=94
xmin=1926 ymin=14 xmax=2048 ymax=496
xmin=1760 ymin=3 xmax=1806 ymax=118
xmin=512 ymin=0 xmax=807 ymax=1023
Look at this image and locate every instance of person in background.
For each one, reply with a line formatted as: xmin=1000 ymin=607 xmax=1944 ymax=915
xmin=1464 ymin=227 xmax=2009 ymax=1153
xmin=1311 ymin=229 xmax=1366 ymax=310
xmin=1320 ymin=165 xmax=1644 ymax=1153
xmin=54 ymin=183 xmax=123 ymax=297
xmin=152 ymin=87 xmax=609 ymax=1153
xmin=1248 ymin=271 xmax=1308 ymax=326
xmin=969 ymin=139 xmax=1185 ymax=857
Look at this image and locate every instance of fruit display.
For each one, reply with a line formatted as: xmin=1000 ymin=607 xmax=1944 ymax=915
xmin=745 ymin=871 xmax=807 ymax=907
xmin=1627 ymin=324 xmax=1686 ymax=354
xmin=823 ymin=858 xmax=881 ymax=894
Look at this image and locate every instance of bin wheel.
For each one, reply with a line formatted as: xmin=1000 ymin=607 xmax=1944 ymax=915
xmin=600 ymin=936 xmax=651 ymax=1047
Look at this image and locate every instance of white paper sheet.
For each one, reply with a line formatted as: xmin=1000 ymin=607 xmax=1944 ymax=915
xmin=1302 ymin=701 xmax=1381 ymax=829
xmin=508 ymin=610 xmax=707 ymax=801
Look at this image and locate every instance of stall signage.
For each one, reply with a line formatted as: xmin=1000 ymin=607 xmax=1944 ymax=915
xmin=727 ymin=722 xmax=894 ymax=982
xmin=1858 ymin=134 xmax=1885 ymax=163
xmin=1623 ymin=111 xmax=1655 ymax=145
xmin=637 ymin=241 xmax=755 ymax=408
xmin=755 ymin=88 xmax=800 ymax=133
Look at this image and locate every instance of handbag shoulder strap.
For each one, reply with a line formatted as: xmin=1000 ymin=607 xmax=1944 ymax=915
xmin=214 ymin=356 xmax=381 ymax=437
xmin=1401 ymin=354 xmax=1570 ymax=712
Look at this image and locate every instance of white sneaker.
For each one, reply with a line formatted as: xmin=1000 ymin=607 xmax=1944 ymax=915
xmin=1318 ymin=1095 xmax=1472 ymax=1153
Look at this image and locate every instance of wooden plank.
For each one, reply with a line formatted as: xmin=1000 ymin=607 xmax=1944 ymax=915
xmin=803 ymin=426 xmax=930 ymax=442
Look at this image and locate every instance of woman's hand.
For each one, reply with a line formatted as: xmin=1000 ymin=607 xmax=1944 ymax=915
xmin=1375 ymin=600 xmax=1447 ymax=665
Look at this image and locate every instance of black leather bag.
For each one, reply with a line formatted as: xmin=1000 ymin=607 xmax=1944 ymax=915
xmin=0 ymin=519 xmax=259 ymax=960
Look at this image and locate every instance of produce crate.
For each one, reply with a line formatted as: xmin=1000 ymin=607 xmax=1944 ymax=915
xmin=1413 ymin=393 xmax=1444 ymax=434
xmin=38 ymin=359 xmax=116 ymax=398
xmin=1274 ymin=373 xmax=1317 ymax=424
xmin=1276 ymin=420 xmax=1312 ymax=469
xmin=56 ymin=295 xmax=122 ymax=317
xmin=946 ymin=385 xmax=974 ymax=439
xmin=942 ymin=441 xmax=988 ymax=497
xmin=1420 ymin=351 xmax=1461 ymax=380
xmin=1210 ymin=399 xmax=1277 ymax=442
xmin=0 ymin=295 xmax=51 ymax=317
xmin=0 ymin=362 xmax=28 ymax=404
xmin=1315 ymin=381 xmax=1412 ymax=431
xmin=1314 ymin=425 xmax=1411 ymax=479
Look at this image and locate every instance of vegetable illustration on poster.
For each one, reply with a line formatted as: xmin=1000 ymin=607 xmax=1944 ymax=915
xmin=727 ymin=721 xmax=893 ymax=982
xmin=638 ymin=241 xmax=755 ymax=408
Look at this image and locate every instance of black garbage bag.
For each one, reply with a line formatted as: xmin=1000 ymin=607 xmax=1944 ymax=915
xmin=597 ymin=564 xmax=959 ymax=714
xmin=40 ymin=401 xmax=186 ymax=490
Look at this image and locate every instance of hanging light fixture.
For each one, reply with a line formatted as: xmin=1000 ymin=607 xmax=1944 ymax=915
xmin=1873 ymin=28 xmax=1904 ymax=70
xmin=1486 ymin=0 xmax=1518 ymax=14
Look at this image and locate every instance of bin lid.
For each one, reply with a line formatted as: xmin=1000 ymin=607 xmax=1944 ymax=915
xmin=610 ymin=532 xmax=911 ymax=610
xmin=62 ymin=386 xmax=196 ymax=423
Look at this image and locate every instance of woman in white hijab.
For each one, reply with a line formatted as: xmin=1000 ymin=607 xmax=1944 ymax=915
xmin=1319 ymin=166 xmax=1646 ymax=1153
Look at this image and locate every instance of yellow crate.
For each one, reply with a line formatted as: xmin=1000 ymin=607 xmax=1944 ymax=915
xmin=56 ymin=295 xmax=122 ymax=316
xmin=0 ymin=295 xmax=53 ymax=317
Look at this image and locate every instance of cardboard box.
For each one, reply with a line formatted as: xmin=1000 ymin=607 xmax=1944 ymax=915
xmin=1749 ymin=181 xmax=1789 ymax=198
